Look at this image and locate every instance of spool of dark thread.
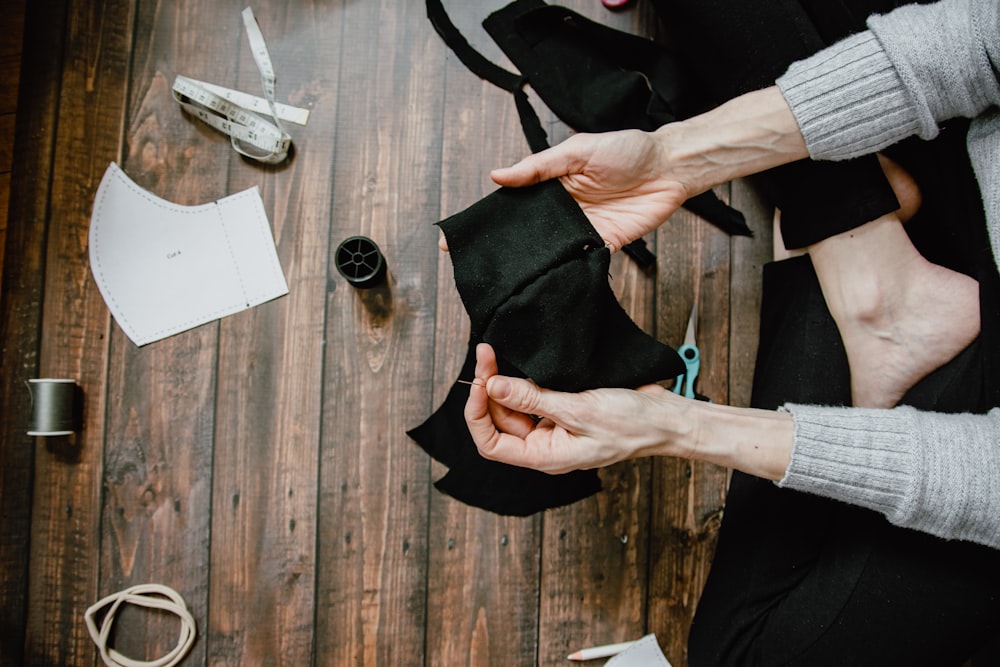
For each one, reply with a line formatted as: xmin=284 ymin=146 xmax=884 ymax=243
xmin=27 ymin=378 xmax=81 ymax=436
xmin=335 ymin=236 xmax=387 ymax=289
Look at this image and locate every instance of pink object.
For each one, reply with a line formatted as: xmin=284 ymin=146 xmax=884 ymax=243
xmin=601 ymin=0 xmax=634 ymax=8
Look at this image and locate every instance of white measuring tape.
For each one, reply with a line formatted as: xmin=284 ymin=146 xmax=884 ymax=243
xmin=84 ymin=584 xmax=196 ymax=667
xmin=171 ymin=8 xmax=309 ymax=164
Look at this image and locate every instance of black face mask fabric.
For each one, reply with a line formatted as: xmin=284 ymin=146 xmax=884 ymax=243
xmin=408 ymin=180 xmax=684 ymax=515
xmin=482 ymin=0 xmax=699 ymax=134
xmin=440 ymin=181 xmax=684 ymax=392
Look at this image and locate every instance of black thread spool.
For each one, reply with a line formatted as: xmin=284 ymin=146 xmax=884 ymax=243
xmin=27 ymin=379 xmax=81 ymax=437
xmin=335 ymin=236 xmax=387 ymax=289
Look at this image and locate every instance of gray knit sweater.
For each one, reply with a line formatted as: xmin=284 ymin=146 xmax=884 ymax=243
xmin=774 ymin=0 xmax=1000 ymax=549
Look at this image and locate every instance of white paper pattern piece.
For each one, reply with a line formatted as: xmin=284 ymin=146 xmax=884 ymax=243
xmin=604 ymin=634 xmax=672 ymax=667
xmin=89 ymin=162 xmax=288 ymax=346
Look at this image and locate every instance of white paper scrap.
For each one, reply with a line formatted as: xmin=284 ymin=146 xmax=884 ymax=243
xmin=604 ymin=634 xmax=672 ymax=667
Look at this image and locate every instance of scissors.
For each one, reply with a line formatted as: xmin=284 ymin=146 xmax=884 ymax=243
xmin=672 ymin=305 xmax=705 ymax=401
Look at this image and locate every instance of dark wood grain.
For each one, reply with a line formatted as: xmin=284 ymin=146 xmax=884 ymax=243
xmin=205 ymin=4 xmax=339 ymax=664
xmin=97 ymin=1 xmax=243 ymax=663
xmin=0 ymin=1 xmax=62 ymax=663
xmin=23 ymin=0 xmax=133 ymax=664
xmin=313 ymin=1 xmax=443 ymax=664
xmin=423 ymin=4 xmax=544 ymax=665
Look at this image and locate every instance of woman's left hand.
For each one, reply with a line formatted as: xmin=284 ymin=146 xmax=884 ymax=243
xmin=464 ymin=343 xmax=697 ymax=474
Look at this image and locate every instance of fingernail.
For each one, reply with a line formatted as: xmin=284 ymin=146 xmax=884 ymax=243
xmin=488 ymin=377 xmax=511 ymax=399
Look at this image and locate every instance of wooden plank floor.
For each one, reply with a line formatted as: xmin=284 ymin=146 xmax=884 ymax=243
xmin=0 ymin=1 xmax=781 ymax=665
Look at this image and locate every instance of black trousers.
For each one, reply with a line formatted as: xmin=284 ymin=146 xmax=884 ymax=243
xmin=689 ymin=128 xmax=1000 ymax=665
xmin=644 ymin=1 xmax=1000 ymax=663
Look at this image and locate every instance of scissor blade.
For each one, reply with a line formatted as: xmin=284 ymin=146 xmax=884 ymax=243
xmin=683 ymin=304 xmax=698 ymax=348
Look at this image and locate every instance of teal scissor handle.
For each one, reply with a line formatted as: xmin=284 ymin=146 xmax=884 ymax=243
xmin=672 ymin=343 xmax=701 ymax=399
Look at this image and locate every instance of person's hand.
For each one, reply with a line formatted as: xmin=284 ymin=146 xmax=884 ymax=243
xmin=439 ymin=88 xmax=809 ymax=253
xmin=437 ymin=129 xmax=693 ymax=253
xmin=489 ymin=130 xmax=693 ymax=252
xmin=463 ymin=343 xmax=697 ymax=474
xmin=463 ymin=343 xmax=796 ymax=480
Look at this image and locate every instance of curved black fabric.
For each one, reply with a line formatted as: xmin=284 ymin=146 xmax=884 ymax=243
xmin=483 ymin=0 xmax=750 ymax=238
xmin=440 ymin=181 xmax=684 ymax=392
xmin=407 ymin=344 xmax=603 ymax=516
xmin=483 ymin=0 xmax=696 ymax=132
xmin=408 ymin=180 xmax=684 ymax=515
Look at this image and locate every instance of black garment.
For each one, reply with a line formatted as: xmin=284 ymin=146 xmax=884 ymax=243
xmin=648 ymin=0 xmax=934 ymax=249
xmin=408 ymin=181 xmax=684 ymax=515
xmin=688 ymin=114 xmax=1000 ymax=663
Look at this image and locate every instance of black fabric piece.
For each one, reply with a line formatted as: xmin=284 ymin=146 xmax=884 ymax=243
xmin=483 ymin=0 xmax=751 ymax=237
xmin=688 ymin=118 xmax=1000 ymax=664
xmin=482 ymin=0 xmax=698 ymax=131
xmin=621 ymin=237 xmax=656 ymax=270
xmin=425 ymin=0 xmax=550 ymax=152
xmin=426 ymin=0 xmax=752 ymax=238
xmin=408 ymin=180 xmax=683 ymax=515
xmin=440 ymin=181 xmax=684 ymax=392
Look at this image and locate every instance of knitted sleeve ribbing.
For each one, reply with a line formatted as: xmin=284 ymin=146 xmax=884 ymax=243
xmin=778 ymin=404 xmax=1000 ymax=549
xmin=776 ymin=0 xmax=1000 ymax=161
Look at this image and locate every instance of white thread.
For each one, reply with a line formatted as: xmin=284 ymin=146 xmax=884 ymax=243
xmin=171 ymin=7 xmax=309 ymax=164
xmin=84 ymin=584 xmax=196 ymax=667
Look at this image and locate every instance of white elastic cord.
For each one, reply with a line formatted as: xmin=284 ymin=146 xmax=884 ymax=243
xmin=84 ymin=584 xmax=197 ymax=667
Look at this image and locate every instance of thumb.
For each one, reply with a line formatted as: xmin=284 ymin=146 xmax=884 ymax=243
xmin=486 ymin=375 xmax=552 ymax=418
xmin=491 ymin=141 xmax=583 ymax=187
xmin=490 ymin=158 xmax=549 ymax=188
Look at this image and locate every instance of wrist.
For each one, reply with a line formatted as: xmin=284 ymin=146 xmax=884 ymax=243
xmin=653 ymin=397 xmax=794 ymax=481
xmin=653 ymin=86 xmax=809 ymax=195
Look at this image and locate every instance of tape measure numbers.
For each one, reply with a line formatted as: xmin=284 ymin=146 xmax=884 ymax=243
xmin=171 ymin=8 xmax=310 ymax=164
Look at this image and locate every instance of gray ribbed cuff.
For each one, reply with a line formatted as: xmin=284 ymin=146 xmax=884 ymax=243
xmin=905 ymin=407 xmax=1000 ymax=547
xmin=777 ymin=31 xmax=924 ymax=161
xmin=778 ymin=403 xmax=917 ymax=519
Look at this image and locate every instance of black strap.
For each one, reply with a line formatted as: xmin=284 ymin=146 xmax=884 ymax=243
xmin=426 ymin=0 xmax=549 ymax=152
xmin=426 ymin=0 xmax=521 ymax=91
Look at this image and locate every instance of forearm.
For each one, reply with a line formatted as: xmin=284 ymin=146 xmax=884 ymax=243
xmin=644 ymin=396 xmax=795 ymax=482
xmin=653 ymin=86 xmax=809 ymax=197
